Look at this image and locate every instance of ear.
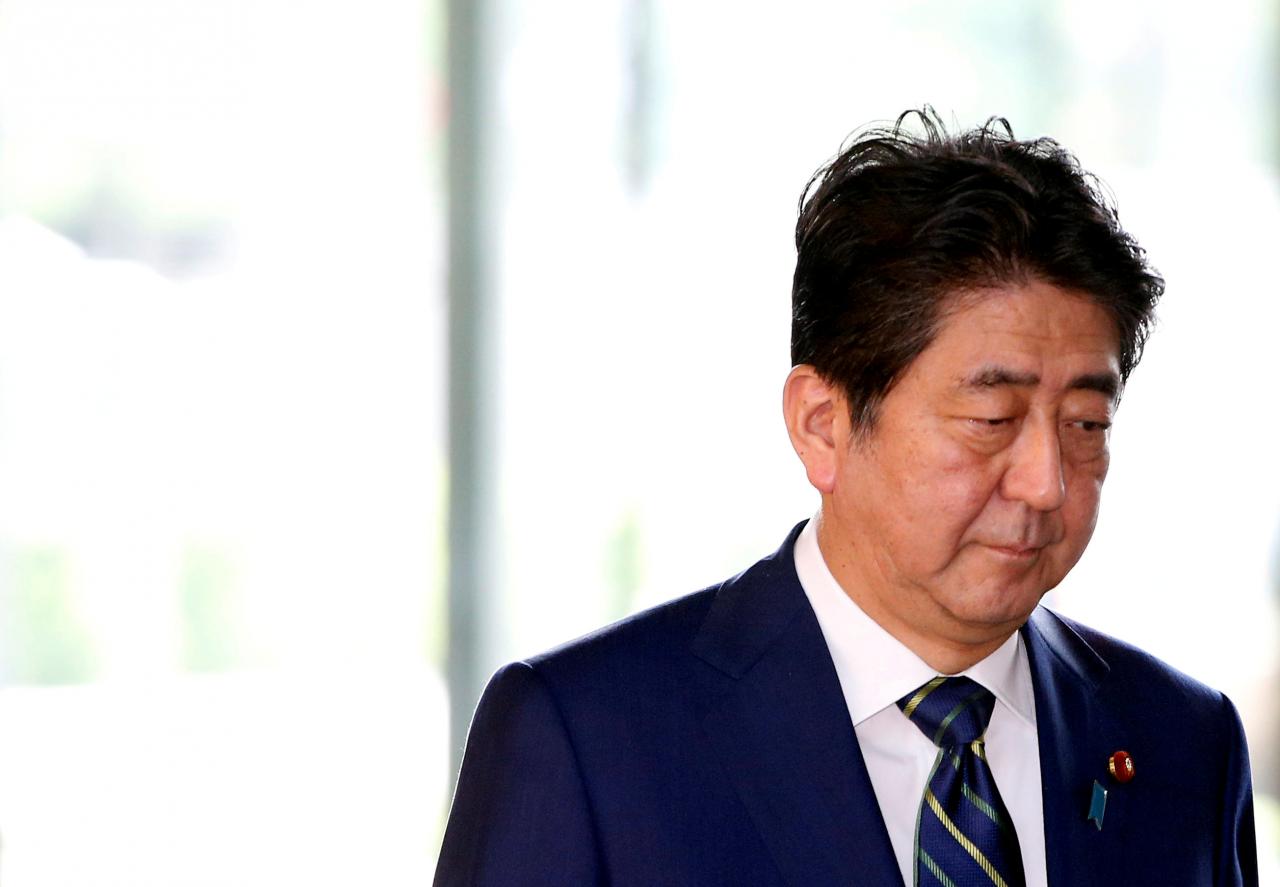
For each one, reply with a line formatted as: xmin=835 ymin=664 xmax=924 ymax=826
xmin=782 ymin=365 xmax=841 ymax=494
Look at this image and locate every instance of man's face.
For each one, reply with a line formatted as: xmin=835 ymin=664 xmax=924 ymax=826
xmin=818 ymin=279 xmax=1121 ymax=657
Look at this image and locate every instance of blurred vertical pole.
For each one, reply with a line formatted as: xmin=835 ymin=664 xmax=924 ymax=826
xmin=621 ymin=0 xmax=657 ymax=199
xmin=445 ymin=0 xmax=496 ymax=784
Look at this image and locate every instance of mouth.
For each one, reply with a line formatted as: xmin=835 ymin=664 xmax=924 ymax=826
xmin=984 ymin=544 xmax=1043 ymax=560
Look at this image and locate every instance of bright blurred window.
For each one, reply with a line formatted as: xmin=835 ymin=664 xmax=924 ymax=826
xmin=0 ymin=0 xmax=448 ymax=883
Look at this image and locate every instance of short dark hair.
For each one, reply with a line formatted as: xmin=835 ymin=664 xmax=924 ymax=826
xmin=791 ymin=108 xmax=1164 ymax=431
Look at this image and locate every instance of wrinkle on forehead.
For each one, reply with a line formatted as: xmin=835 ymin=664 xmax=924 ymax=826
xmin=942 ymin=281 xmax=1119 ymax=339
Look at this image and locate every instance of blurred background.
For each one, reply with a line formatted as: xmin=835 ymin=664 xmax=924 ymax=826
xmin=0 ymin=0 xmax=1277 ymax=882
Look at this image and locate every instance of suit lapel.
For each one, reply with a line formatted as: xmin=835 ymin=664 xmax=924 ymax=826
xmin=692 ymin=525 xmax=904 ymax=887
xmin=1024 ymin=608 xmax=1130 ymax=886
xmin=691 ymin=529 xmax=1142 ymax=886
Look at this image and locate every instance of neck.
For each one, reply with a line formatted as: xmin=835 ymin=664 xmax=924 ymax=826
xmin=904 ymin=633 xmax=1009 ymax=675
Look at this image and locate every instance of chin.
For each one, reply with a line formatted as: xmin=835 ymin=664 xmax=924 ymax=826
xmin=943 ymin=578 xmax=1049 ymax=629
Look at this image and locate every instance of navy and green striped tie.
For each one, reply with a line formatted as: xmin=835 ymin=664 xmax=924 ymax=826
xmin=897 ymin=676 xmax=1026 ymax=887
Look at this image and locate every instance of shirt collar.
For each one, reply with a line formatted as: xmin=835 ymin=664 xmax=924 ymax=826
xmin=793 ymin=515 xmax=1037 ymax=729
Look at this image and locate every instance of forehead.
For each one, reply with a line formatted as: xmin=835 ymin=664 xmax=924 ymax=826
xmin=915 ymin=281 xmax=1122 ymax=391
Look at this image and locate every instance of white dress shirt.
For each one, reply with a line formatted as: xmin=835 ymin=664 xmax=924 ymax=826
xmin=793 ymin=518 xmax=1048 ymax=887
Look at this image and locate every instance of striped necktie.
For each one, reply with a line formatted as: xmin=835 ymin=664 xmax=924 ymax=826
xmin=897 ymin=676 xmax=1026 ymax=887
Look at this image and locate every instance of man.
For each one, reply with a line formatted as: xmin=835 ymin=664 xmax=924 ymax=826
xmin=434 ymin=111 xmax=1258 ymax=886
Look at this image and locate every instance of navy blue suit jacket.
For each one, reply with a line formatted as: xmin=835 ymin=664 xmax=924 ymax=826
xmin=435 ymin=523 xmax=1258 ymax=885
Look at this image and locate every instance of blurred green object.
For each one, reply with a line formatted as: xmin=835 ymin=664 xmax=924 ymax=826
xmin=1 ymin=545 xmax=96 ymax=685
xmin=178 ymin=543 xmax=242 ymax=672
xmin=605 ymin=507 xmax=644 ymax=620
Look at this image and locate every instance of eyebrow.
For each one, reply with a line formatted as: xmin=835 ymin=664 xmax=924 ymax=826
xmin=961 ymin=365 xmax=1121 ymax=399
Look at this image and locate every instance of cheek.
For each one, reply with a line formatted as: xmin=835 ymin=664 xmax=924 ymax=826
xmin=898 ymin=453 xmax=1001 ymax=551
xmin=930 ymin=477 xmax=996 ymax=534
xmin=1060 ymin=469 xmax=1106 ymax=546
xmin=933 ymin=446 xmax=1005 ymax=516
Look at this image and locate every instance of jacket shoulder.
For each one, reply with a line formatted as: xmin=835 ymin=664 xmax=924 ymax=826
xmin=1041 ymin=607 xmax=1234 ymax=717
xmin=522 ymin=585 xmax=721 ymax=691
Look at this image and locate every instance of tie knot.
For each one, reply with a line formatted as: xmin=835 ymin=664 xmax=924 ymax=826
xmin=897 ymin=676 xmax=995 ymax=747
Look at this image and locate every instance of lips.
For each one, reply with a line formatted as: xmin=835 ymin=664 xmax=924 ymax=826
xmin=985 ymin=543 xmax=1043 ymax=558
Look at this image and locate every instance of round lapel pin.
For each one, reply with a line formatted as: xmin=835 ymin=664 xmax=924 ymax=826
xmin=1108 ymin=750 xmax=1135 ymax=783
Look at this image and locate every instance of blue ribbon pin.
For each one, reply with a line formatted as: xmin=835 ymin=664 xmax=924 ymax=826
xmin=1088 ymin=780 xmax=1108 ymax=830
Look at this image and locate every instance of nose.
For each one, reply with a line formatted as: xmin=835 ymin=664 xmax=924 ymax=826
xmin=1000 ymin=419 xmax=1067 ymax=512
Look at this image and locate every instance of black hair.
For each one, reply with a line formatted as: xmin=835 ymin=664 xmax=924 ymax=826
xmin=791 ymin=108 xmax=1163 ymax=431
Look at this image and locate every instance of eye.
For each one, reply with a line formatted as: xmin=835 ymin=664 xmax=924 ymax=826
xmin=959 ymin=415 xmax=1020 ymax=453
xmin=1063 ymin=418 xmax=1112 ymax=460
